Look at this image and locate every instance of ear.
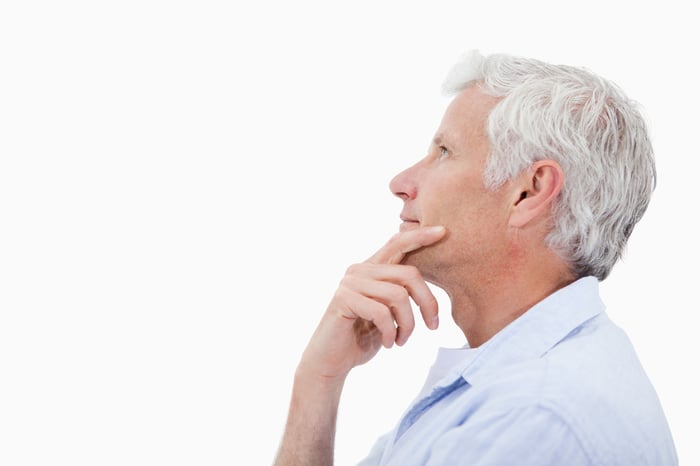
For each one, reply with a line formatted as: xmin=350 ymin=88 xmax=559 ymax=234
xmin=509 ymin=160 xmax=564 ymax=228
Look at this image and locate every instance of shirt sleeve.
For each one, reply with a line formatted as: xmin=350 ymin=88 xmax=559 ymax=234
xmin=426 ymin=405 xmax=593 ymax=466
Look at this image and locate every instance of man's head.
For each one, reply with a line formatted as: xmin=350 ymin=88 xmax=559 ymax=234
xmin=394 ymin=51 xmax=655 ymax=282
xmin=391 ymin=86 xmax=519 ymax=288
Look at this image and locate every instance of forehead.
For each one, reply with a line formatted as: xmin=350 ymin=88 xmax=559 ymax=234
xmin=436 ymin=85 xmax=499 ymax=145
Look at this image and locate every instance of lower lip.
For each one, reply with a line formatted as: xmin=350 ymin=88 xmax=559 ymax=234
xmin=399 ymin=221 xmax=420 ymax=231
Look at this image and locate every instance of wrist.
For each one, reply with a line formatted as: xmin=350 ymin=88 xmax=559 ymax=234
xmin=294 ymin=361 xmax=348 ymax=394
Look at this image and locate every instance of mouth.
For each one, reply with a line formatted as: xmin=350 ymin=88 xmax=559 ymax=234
xmin=399 ymin=216 xmax=420 ymax=231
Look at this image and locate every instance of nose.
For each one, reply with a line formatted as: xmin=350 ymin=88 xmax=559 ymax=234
xmin=390 ymin=160 xmax=420 ymax=200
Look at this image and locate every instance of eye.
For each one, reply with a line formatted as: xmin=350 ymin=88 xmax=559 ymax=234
xmin=438 ymin=146 xmax=449 ymax=159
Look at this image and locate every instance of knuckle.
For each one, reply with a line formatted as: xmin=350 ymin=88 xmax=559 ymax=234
xmin=392 ymin=313 xmax=414 ymax=334
xmin=370 ymin=307 xmax=391 ymax=328
xmin=346 ymin=262 xmax=374 ymax=277
xmin=405 ymin=265 xmax=421 ymax=279
xmin=390 ymin=286 xmax=409 ymax=302
xmin=332 ymin=285 xmax=350 ymax=303
xmin=379 ymin=300 xmax=394 ymax=316
xmin=339 ymin=273 xmax=357 ymax=288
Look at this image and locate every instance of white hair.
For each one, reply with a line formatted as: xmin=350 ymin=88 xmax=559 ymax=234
xmin=443 ymin=51 xmax=656 ymax=280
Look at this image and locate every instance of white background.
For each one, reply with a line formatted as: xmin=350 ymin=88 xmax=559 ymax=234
xmin=1 ymin=1 xmax=697 ymax=465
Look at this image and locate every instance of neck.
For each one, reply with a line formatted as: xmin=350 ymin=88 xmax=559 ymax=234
xmin=435 ymin=252 xmax=575 ymax=348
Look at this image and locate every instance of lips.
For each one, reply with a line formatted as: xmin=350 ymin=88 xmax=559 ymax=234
xmin=399 ymin=215 xmax=420 ymax=231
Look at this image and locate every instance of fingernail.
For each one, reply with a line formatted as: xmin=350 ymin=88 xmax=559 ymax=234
xmin=427 ymin=226 xmax=445 ymax=234
xmin=430 ymin=315 xmax=439 ymax=329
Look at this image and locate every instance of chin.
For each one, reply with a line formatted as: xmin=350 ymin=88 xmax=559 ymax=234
xmin=402 ymin=248 xmax=440 ymax=284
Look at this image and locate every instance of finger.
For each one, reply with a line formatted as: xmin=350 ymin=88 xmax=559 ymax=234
xmin=342 ymin=293 xmax=397 ymax=348
xmin=403 ymin=273 xmax=440 ymax=330
xmin=368 ymin=226 xmax=446 ymax=265
xmin=349 ymin=263 xmax=439 ymax=330
xmin=345 ymin=276 xmax=416 ymax=346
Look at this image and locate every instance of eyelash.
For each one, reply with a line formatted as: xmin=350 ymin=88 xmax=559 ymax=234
xmin=438 ymin=146 xmax=449 ymax=158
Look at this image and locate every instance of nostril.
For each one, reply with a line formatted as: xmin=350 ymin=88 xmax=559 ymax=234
xmin=390 ymin=167 xmax=418 ymax=200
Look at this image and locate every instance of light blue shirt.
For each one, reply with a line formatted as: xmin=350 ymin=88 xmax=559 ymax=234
xmin=358 ymin=277 xmax=677 ymax=465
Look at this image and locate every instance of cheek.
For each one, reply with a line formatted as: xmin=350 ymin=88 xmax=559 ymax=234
xmin=447 ymin=192 xmax=506 ymax=239
xmin=435 ymin=186 xmax=482 ymax=224
xmin=420 ymin=170 xmax=492 ymax=226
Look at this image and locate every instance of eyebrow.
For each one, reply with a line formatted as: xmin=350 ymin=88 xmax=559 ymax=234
xmin=432 ymin=134 xmax=445 ymax=147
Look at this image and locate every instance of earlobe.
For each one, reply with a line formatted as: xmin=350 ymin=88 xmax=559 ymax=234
xmin=509 ymin=160 xmax=564 ymax=228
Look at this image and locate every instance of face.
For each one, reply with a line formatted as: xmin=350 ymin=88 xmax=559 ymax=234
xmin=390 ymin=85 xmax=515 ymax=285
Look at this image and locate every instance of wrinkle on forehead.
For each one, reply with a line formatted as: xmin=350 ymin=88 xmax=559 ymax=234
xmin=435 ymin=85 xmax=499 ymax=155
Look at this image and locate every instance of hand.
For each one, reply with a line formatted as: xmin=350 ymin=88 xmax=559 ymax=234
xmin=298 ymin=226 xmax=446 ymax=381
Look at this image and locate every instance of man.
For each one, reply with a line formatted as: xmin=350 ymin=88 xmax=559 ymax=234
xmin=274 ymin=51 xmax=677 ymax=465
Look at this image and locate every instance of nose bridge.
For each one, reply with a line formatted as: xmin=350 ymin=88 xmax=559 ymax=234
xmin=390 ymin=158 xmax=423 ymax=199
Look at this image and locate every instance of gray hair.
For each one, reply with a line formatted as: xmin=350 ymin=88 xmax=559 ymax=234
xmin=443 ymin=51 xmax=656 ymax=280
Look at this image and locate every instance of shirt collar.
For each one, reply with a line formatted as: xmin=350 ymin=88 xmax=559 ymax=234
xmin=456 ymin=276 xmax=604 ymax=384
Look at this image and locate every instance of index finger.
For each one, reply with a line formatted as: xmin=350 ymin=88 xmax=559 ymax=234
xmin=367 ymin=226 xmax=446 ymax=265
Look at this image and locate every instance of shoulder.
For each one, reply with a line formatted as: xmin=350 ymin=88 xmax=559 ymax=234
xmin=466 ymin=313 xmax=676 ymax=465
xmin=542 ymin=312 xmax=663 ymax=422
xmin=541 ymin=314 xmax=676 ymax=464
xmin=522 ymin=313 xmax=676 ymax=465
